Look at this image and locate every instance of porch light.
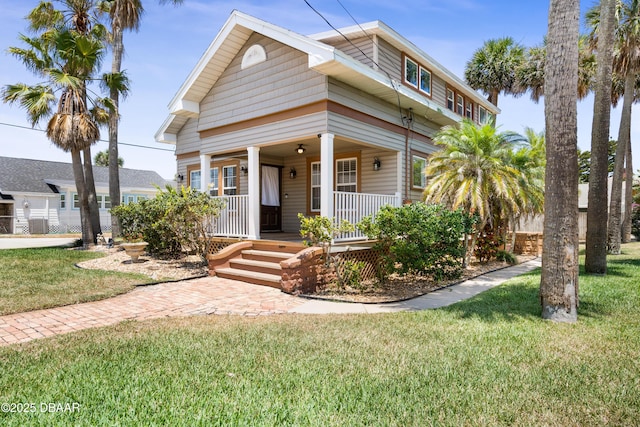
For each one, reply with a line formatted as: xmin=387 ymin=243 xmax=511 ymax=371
xmin=373 ymin=157 xmax=381 ymax=171
xmin=296 ymin=144 xmax=306 ymax=154
xmin=289 ymin=167 xmax=297 ymax=179
xmin=240 ymin=165 xmax=248 ymax=175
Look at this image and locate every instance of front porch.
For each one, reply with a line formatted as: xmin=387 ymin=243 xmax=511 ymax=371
xmin=198 ymin=132 xmax=405 ymax=243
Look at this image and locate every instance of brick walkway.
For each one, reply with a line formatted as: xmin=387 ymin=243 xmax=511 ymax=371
xmin=0 ymin=277 xmax=305 ymax=346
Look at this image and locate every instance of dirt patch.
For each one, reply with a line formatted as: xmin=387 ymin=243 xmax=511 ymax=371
xmin=76 ymin=246 xmax=208 ymax=282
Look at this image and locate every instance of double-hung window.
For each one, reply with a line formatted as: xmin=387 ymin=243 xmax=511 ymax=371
xmin=465 ymin=100 xmax=473 ymax=119
xmin=190 ymin=170 xmax=201 ymax=191
xmin=478 ymin=106 xmax=488 ymax=124
xmin=446 ymin=89 xmax=455 ymax=111
xmin=310 ymin=161 xmax=321 ymax=212
xmin=336 ymin=158 xmax=357 ymax=193
xmin=222 ymin=165 xmax=237 ymax=195
xmin=456 ymin=94 xmax=464 ymax=115
xmin=412 ymin=155 xmax=428 ymax=189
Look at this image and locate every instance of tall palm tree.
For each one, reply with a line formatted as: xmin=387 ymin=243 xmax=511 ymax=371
xmin=584 ymin=0 xmax=616 ymax=270
xmin=98 ymin=0 xmax=181 ymax=238
xmin=514 ymin=36 xmax=596 ymax=103
xmin=422 ymin=120 xmax=533 ymax=264
xmin=604 ymin=0 xmax=640 ymax=253
xmin=3 ymin=27 xmax=105 ymax=245
xmin=541 ymin=0 xmax=580 ymax=322
xmin=464 ymin=37 xmax=525 ymax=107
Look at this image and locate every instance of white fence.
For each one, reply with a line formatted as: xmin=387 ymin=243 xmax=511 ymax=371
xmin=209 ymin=195 xmax=249 ymax=238
xmin=334 ymin=191 xmax=402 ymax=242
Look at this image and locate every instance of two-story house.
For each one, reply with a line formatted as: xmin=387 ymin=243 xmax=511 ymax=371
xmin=155 ymin=10 xmax=499 ymax=242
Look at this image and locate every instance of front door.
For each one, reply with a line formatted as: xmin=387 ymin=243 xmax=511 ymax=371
xmin=260 ymin=165 xmax=281 ymax=232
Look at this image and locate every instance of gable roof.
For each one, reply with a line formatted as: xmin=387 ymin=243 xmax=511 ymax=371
xmin=0 ymin=156 xmax=169 ymax=196
xmin=155 ymin=10 xmax=499 ymax=144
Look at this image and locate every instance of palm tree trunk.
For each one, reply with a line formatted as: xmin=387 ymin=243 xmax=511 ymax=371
xmin=541 ymin=0 xmax=580 ymax=322
xmin=72 ymin=150 xmax=93 ymax=246
xmin=622 ymin=141 xmax=633 ymax=242
xmin=109 ymin=22 xmax=124 ymax=238
xmin=83 ymin=146 xmax=102 ymax=243
xmin=607 ymin=74 xmax=633 ymax=254
xmin=585 ymin=0 xmax=616 ymax=273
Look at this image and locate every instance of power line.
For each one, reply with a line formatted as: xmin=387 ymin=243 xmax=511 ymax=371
xmin=0 ymin=121 xmax=175 ymax=152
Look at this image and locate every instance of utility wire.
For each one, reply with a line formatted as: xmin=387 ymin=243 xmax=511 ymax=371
xmin=0 ymin=121 xmax=175 ymax=152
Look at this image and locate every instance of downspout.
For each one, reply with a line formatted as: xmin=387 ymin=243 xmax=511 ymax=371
xmin=403 ymin=108 xmax=413 ymax=203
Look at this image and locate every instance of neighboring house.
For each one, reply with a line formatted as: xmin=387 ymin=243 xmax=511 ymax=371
xmin=155 ymin=11 xmax=499 ymax=241
xmin=0 ymin=156 xmax=169 ymax=234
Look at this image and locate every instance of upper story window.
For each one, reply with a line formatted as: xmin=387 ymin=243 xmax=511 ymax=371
xmin=478 ymin=106 xmax=488 ymax=124
xmin=465 ymin=101 xmax=473 ymax=120
xmin=456 ymin=94 xmax=464 ymax=116
xmin=446 ymin=89 xmax=455 ymax=111
xmin=403 ymin=54 xmax=431 ymax=96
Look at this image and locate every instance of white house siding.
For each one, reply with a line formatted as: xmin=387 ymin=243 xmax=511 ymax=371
xmin=197 ymin=33 xmax=327 ymax=133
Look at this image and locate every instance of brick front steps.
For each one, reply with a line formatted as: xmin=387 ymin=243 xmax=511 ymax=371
xmin=208 ymin=240 xmax=320 ymax=293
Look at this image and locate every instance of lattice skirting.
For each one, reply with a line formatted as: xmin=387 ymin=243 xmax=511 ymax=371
xmin=332 ymin=247 xmax=382 ymax=282
xmin=206 ymin=237 xmax=242 ymax=256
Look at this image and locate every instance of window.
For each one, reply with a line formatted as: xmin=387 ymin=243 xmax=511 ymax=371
xmin=223 ymin=166 xmax=237 ymax=195
xmin=446 ymin=89 xmax=455 ymax=111
xmin=104 ymin=195 xmax=111 ymax=209
xmin=122 ymin=194 xmax=136 ymax=204
xmin=456 ymin=94 xmax=464 ymax=115
xmin=60 ymin=194 xmax=66 ymax=210
xmin=310 ymin=161 xmax=321 ymax=212
xmin=465 ymin=100 xmax=473 ymax=119
xmin=478 ymin=106 xmax=488 ymax=124
xmin=190 ymin=170 xmax=201 ymax=191
xmin=412 ymin=155 xmax=427 ymax=189
xmin=419 ymin=67 xmax=431 ymax=95
xmin=404 ymin=56 xmax=418 ymax=87
xmin=209 ymin=168 xmax=219 ymax=195
xmin=73 ymin=193 xmax=80 ymax=209
xmin=336 ymin=158 xmax=357 ymax=192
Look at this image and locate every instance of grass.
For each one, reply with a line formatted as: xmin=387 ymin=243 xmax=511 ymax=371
xmin=0 ymin=247 xmax=151 ymax=315
xmin=0 ymin=243 xmax=639 ymax=425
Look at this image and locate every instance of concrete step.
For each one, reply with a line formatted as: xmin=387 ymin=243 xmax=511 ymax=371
xmin=229 ymin=258 xmax=282 ymax=276
xmin=215 ymin=267 xmax=281 ymax=288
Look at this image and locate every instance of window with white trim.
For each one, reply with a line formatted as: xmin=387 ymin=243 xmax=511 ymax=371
xmin=72 ymin=193 xmax=80 ymax=209
xmin=446 ymin=89 xmax=455 ymax=111
xmin=336 ymin=158 xmax=357 ymax=192
xmin=478 ymin=106 xmax=488 ymax=124
xmin=60 ymin=194 xmax=66 ymax=210
xmin=209 ymin=167 xmax=219 ymax=196
xmin=456 ymin=94 xmax=464 ymax=115
xmin=465 ymin=100 xmax=473 ymax=119
xmin=190 ymin=170 xmax=201 ymax=191
xmin=404 ymin=56 xmax=418 ymax=87
xmin=419 ymin=67 xmax=431 ymax=95
xmin=223 ymin=165 xmax=237 ymax=195
xmin=311 ymin=161 xmax=321 ymax=212
xmin=412 ymin=155 xmax=428 ymax=189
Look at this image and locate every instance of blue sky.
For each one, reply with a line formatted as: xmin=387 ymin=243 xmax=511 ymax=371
xmin=1 ymin=0 xmax=638 ymax=178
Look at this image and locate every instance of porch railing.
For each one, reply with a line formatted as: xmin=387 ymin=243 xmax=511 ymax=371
xmin=334 ymin=191 xmax=402 ymax=242
xmin=208 ymin=195 xmax=250 ymax=238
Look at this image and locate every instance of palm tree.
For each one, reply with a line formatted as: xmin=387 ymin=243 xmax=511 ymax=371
xmin=464 ymin=37 xmax=525 ymax=107
xmin=514 ymin=36 xmax=596 ymax=103
xmin=541 ymin=0 xmax=580 ymax=322
xmin=2 ymin=2 xmax=107 ymax=245
xmin=604 ymin=0 xmax=640 ymax=254
xmin=583 ymin=0 xmax=616 ymax=269
xmin=422 ymin=120 xmax=534 ymax=264
xmin=98 ymin=0 xmax=182 ymax=238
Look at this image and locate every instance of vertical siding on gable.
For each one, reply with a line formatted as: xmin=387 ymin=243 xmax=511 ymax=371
xmin=197 ymin=33 xmax=328 ymax=133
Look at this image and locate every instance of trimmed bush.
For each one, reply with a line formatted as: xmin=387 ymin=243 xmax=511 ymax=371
xmin=111 ymin=186 xmax=225 ymax=257
xmin=358 ymin=203 xmax=473 ymax=280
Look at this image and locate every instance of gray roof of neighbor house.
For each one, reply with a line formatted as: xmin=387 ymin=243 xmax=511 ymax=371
xmin=0 ymin=156 xmax=170 ymax=195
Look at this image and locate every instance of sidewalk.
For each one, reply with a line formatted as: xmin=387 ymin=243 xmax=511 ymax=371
xmin=0 ymin=259 xmax=541 ymax=346
xmin=0 ymin=237 xmax=79 ymax=249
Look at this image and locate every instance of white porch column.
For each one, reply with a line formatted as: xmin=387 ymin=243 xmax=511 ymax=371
xmin=199 ymin=154 xmax=211 ymax=193
xmin=320 ymin=133 xmax=334 ymax=218
xmin=247 ymin=146 xmax=260 ymax=240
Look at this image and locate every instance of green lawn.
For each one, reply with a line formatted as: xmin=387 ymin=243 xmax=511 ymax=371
xmin=0 ymin=247 xmax=151 ymax=315
xmin=1 ymin=243 xmax=639 ymax=426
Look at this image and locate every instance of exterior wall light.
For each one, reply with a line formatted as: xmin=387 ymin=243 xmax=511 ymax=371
xmin=373 ymin=157 xmax=381 ymax=171
xmin=289 ymin=167 xmax=297 ymax=179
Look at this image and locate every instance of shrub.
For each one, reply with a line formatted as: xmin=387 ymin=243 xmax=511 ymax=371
xmin=358 ymin=203 xmax=473 ymax=280
xmin=496 ymin=250 xmax=518 ymax=265
xmin=474 ymin=223 xmax=505 ymax=263
xmin=111 ymin=186 xmax=225 ymax=258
